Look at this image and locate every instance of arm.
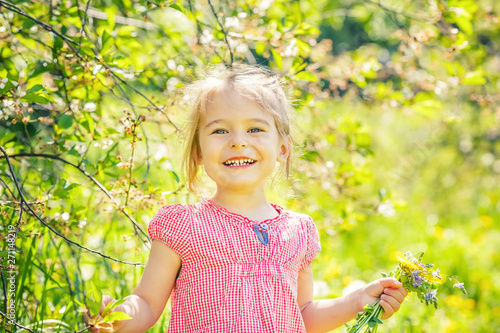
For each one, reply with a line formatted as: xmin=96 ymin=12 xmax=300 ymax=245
xmin=88 ymin=240 xmax=181 ymax=333
xmin=297 ymin=264 xmax=408 ymax=333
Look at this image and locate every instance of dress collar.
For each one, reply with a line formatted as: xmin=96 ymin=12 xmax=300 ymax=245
xmin=201 ymin=197 xmax=287 ymax=226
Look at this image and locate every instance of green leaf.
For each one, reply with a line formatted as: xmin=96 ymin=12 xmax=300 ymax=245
xmin=22 ymin=93 xmax=49 ymax=104
xmin=300 ymin=150 xmax=320 ymax=162
xmin=81 ymin=45 xmax=95 ymax=57
xmin=462 ymin=71 xmax=486 ymax=85
xmin=101 ymin=30 xmax=114 ymax=55
xmin=102 ymin=311 xmax=132 ymax=322
xmin=270 ymin=49 xmax=283 ymax=71
xmin=71 ymin=87 xmax=87 ymax=99
xmin=26 ymin=84 xmax=43 ymax=94
xmin=170 ymin=170 xmax=180 ymax=183
xmin=290 ymin=56 xmax=307 ymax=76
xmin=81 ymin=112 xmax=95 ymax=134
xmin=58 ymin=114 xmax=73 ymax=129
xmin=454 ymin=16 xmax=473 ymax=35
xmin=214 ymin=29 xmax=226 ymax=40
xmin=0 ymin=131 xmax=16 ymax=145
xmin=295 ymin=39 xmax=311 ymax=57
xmin=87 ymin=298 xmax=101 ymax=317
xmin=255 ymin=42 xmax=266 ymax=56
xmin=169 ymin=3 xmax=185 ymax=13
xmin=103 ymin=127 xmax=120 ymax=135
xmin=53 ymin=35 xmax=63 ymax=50
xmin=355 ymin=133 xmax=371 ymax=148
xmin=295 ymin=71 xmax=318 ymax=82
xmin=294 ymin=22 xmax=320 ymax=35
xmin=89 ymin=281 xmax=103 ymax=304
xmin=53 ymin=183 xmax=79 ymax=199
xmin=102 ymin=299 xmax=126 ymax=317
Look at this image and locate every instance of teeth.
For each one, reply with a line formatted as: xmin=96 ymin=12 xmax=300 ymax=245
xmin=225 ymin=158 xmax=254 ymax=166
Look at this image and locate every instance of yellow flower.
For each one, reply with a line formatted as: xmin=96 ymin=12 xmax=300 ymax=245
xmin=424 ymin=273 xmax=442 ymax=283
xmin=397 ymin=256 xmax=422 ymax=271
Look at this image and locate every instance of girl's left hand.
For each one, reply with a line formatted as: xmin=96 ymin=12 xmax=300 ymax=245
xmin=359 ymin=278 xmax=409 ymax=319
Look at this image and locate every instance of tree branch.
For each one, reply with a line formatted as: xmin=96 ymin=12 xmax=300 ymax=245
xmin=364 ymin=0 xmax=440 ymax=24
xmin=1 ymin=152 xmax=150 ymax=243
xmin=207 ymin=0 xmax=234 ymax=66
xmin=1 ymin=0 xmax=178 ymax=130
xmin=0 ymin=1 xmax=82 ymax=52
xmin=0 ymin=309 xmax=36 ymax=332
xmin=0 ymin=146 xmax=145 ymax=266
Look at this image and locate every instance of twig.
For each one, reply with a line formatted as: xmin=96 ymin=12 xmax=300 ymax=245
xmin=1 ymin=0 xmax=178 ymax=130
xmin=108 ymin=79 xmax=152 ymax=178
xmin=187 ymin=0 xmax=202 ymax=43
xmin=49 ymin=233 xmax=75 ymax=298
xmin=364 ymin=0 xmax=439 ymax=23
xmin=228 ymin=31 xmax=267 ymax=41
xmin=0 ymin=309 xmax=36 ymax=332
xmin=107 ymin=69 xmax=179 ymax=130
xmin=78 ymin=0 xmax=92 ymax=47
xmin=0 ymin=1 xmax=82 ymax=53
xmin=0 ymin=146 xmax=145 ymax=266
xmin=125 ymin=133 xmax=136 ymax=208
xmin=78 ymin=5 xmax=156 ymax=30
xmin=0 ymin=266 xmax=8 ymax=326
xmin=0 ymin=200 xmax=47 ymax=206
xmin=207 ymin=0 xmax=234 ymax=66
xmin=1 ymin=152 xmax=150 ymax=243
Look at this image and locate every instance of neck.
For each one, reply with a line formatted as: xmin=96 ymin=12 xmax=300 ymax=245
xmin=210 ymin=188 xmax=278 ymax=221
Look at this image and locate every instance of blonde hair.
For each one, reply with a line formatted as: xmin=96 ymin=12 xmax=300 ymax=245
xmin=182 ymin=64 xmax=294 ymax=193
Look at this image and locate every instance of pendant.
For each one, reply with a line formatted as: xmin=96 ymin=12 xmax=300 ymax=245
xmin=253 ymin=223 xmax=269 ymax=245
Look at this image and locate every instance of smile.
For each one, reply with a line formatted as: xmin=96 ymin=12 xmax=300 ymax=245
xmin=223 ymin=158 xmax=256 ymax=166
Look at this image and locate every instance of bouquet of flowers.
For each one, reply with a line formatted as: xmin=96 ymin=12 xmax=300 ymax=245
xmin=346 ymin=251 xmax=467 ymax=333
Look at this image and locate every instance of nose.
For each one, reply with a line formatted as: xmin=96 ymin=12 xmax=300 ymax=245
xmin=229 ymin=132 xmax=247 ymax=149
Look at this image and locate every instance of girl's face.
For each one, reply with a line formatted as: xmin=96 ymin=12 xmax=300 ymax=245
xmin=197 ymin=92 xmax=288 ymax=194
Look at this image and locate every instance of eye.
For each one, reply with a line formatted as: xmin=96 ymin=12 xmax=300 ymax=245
xmin=212 ymin=129 xmax=227 ymax=134
xmin=249 ymin=128 xmax=264 ymax=133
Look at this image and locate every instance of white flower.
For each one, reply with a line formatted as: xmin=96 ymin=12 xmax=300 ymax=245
xmin=377 ymin=200 xmax=396 ymax=217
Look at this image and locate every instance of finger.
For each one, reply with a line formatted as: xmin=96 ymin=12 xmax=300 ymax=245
xmin=383 ymin=287 xmax=405 ymax=303
xmin=401 ymin=287 xmax=409 ymax=298
xmin=100 ymin=295 xmax=116 ymax=314
xmin=380 ymin=294 xmax=401 ymax=319
xmin=378 ymin=278 xmax=403 ymax=289
xmin=379 ymin=298 xmax=395 ymax=319
xmin=82 ymin=311 xmax=90 ymax=325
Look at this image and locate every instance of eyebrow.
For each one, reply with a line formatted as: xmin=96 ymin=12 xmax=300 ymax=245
xmin=204 ymin=118 xmax=272 ymax=129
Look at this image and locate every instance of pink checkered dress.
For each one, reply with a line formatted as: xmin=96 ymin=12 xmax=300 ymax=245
xmin=147 ymin=198 xmax=321 ymax=332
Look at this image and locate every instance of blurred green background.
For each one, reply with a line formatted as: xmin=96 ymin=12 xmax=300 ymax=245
xmin=0 ymin=0 xmax=499 ymax=331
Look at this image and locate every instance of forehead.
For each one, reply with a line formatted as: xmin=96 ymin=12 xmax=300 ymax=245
xmin=202 ymin=91 xmax=275 ymax=123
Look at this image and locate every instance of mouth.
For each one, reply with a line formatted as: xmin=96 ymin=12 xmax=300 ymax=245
xmin=223 ymin=158 xmax=256 ymax=166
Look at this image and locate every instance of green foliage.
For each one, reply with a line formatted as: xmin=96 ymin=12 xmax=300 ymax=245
xmin=0 ymin=0 xmax=499 ymax=332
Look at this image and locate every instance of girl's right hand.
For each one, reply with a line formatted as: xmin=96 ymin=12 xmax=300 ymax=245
xmin=83 ymin=294 xmax=127 ymax=333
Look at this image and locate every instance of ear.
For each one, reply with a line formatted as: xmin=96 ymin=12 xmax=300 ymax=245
xmin=196 ymin=151 xmax=203 ymax=166
xmin=194 ymin=145 xmax=203 ymax=165
xmin=276 ymin=139 xmax=290 ymax=163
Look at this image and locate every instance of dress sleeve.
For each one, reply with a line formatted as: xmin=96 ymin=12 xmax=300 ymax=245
xmin=148 ymin=204 xmax=191 ymax=260
xmin=299 ymin=215 xmax=321 ymax=272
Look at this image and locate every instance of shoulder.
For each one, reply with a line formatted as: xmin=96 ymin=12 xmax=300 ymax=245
xmin=148 ymin=204 xmax=196 ymax=259
xmin=281 ymin=207 xmax=316 ymax=228
xmin=154 ymin=203 xmax=188 ymax=217
xmin=148 ymin=203 xmax=196 ymax=233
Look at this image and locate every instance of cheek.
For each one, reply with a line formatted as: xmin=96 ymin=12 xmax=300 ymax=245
xmin=253 ymin=134 xmax=277 ymax=146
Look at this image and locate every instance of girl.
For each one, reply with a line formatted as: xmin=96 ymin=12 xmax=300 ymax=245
xmin=88 ymin=65 xmax=408 ymax=333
